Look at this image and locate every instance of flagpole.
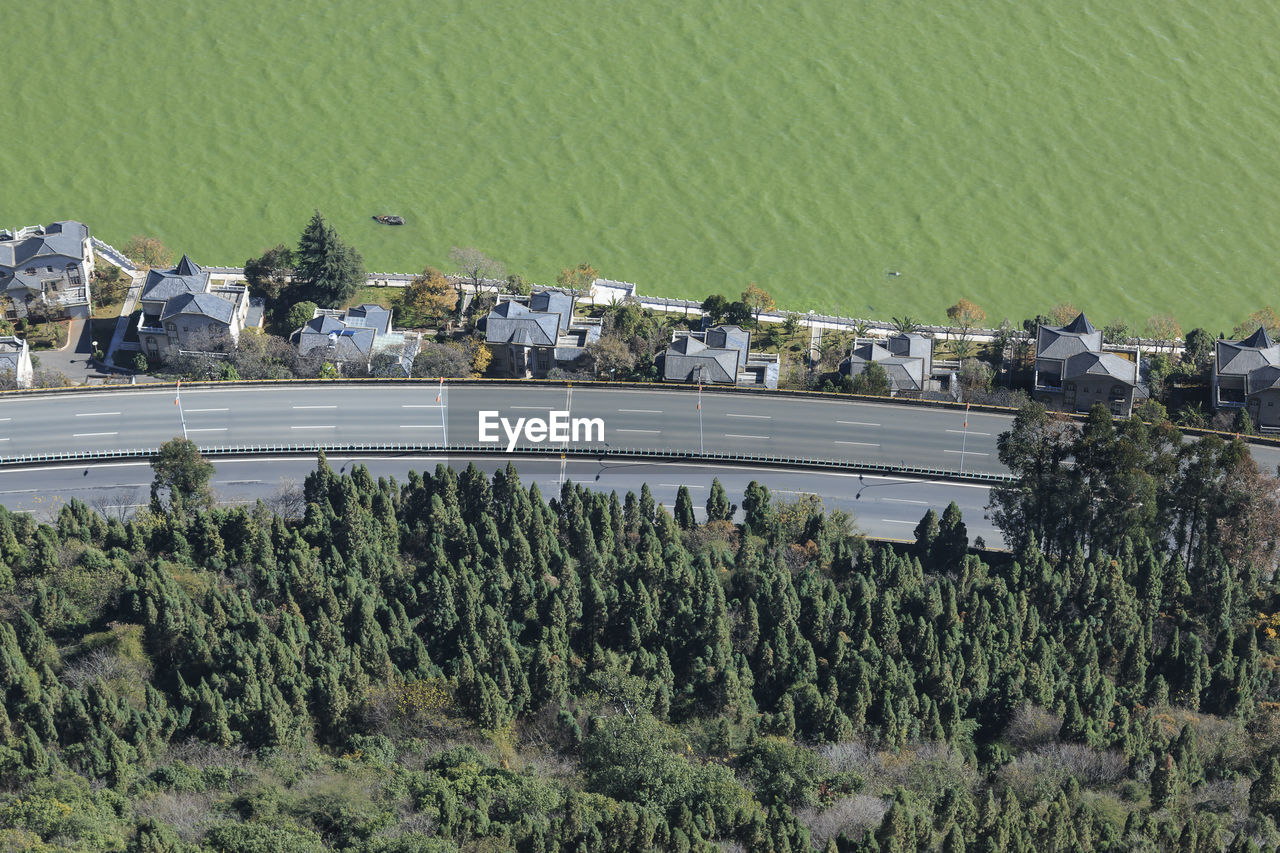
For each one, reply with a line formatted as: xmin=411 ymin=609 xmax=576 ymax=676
xmin=175 ymin=380 xmax=188 ymax=440
xmin=959 ymin=403 xmax=969 ymax=474
xmin=436 ymin=377 xmax=447 ymax=448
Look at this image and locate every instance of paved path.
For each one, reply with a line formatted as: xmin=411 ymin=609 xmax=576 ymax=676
xmin=104 ymin=269 xmax=146 ymax=365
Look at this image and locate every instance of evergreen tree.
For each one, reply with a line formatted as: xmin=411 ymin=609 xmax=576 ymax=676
xmin=295 ymin=210 xmax=365 ymax=305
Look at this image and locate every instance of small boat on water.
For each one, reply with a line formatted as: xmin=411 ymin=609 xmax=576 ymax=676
xmin=373 ymin=215 xmax=405 ymax=226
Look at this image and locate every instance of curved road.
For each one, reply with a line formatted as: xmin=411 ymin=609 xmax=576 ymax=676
xmin=0 ymin=455 xmax=1003 ymax=547
xmin=0 ymin=384 xmax=1013 ymax=473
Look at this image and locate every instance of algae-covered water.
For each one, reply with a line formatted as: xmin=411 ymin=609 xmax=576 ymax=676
xmin=5 ymin=0 xmax=1279 ymax=329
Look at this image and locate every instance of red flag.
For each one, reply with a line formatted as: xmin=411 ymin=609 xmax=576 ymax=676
xmin=964 ymin=402 xmax=969 ymax=428
xmin=435 ymin=377 xmax=443 ymax=403
xmin=174 ymin=379 xmax=180 ymax=405
xmin=697 ymin=383 xmax=701 ymax=410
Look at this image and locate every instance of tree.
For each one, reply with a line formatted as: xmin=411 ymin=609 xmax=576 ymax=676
xmin=411 ymin=342 xmax=472 ymax=378
xmin=701 ymin=294 xmax=729 ymax=325
xmin=1145 ymin=314 xmax=1183 ymax=351
xmin=504 ymin=274 xmax=533 ymax=296
xmin=946 ymin=299 xmax=986 ymax=334
xmin=741 ymin=283 xmax=775 ymax=326
xmin=243 ymin=244 xmax=295 ymax=301
xmin=1233 ymin=307 xmax=1280 ymax=340
xmin=400 ymin=266 xmax=457 ymax=327
xmin=123 ymin=235 xmax=172 ymax=269
xmin=706 ymin=478 xmax=735 ymax=522
xmin=724 ymin=301 xmax=753 ymax=327
xmin=1183 ymin=328 xmax=1215 ymax=374
xmin=286 ymin=301 xmax=318 ymax=333
xmin=891 ymin=316 xmax=919 ymax=333
xmin=150 ymin=437 xmax=216 ymax=512
xmin=449 ymin=247 xmax=505 ymax=320
xmin=90 ymin=264 xmax=129 ymax=308
xmin=850 ymin=360 xmax=890 ymax=396
xmin=295 ymin=211 xmax=365 ymax=306
xmin=557 ymin=263 xmax=598 ymax=293
xmin=1101 ymin=319 xmax=1130 ymax=344
xmin=1049 ymin=303 xmax=1080 ymax=325
xmin=1250 ymin=756 xmax=1280 ymax=821
xmin=471 ymin=342 xmax=493 ymax=376
xmin=587 ymin=333 xmax=637 ymax=379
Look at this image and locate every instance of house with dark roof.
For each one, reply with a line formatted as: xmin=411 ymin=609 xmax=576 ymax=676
xmin=840 ymin=333 xmax=934 ymax=396
xmin=660 ymin=325 xmax=779 ymax=388
xmin=484 ymin=290 xmax=601 ymax=377
xmin=296 ymin=304 xmax=418 ymax=375
xmin=137 ymin=255 xmax=252 ymax=359
xmin=0 ymin=221 xmax=94 ymax=319
xmin=0 ymin=335 xmax=33 ymax=388
xmin=1212 ymin=327 xmax=1280 ymax=428
xmin=1034 ymin=313 xmax=1143 ymax=416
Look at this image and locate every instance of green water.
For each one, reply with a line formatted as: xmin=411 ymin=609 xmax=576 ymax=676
xmin=6 ymin=0 xmax=1278 ymax=330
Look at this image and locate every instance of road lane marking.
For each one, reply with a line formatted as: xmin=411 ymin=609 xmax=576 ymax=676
xmin=291 ymin=425 xmax=335 ymax=430
xmin=723 ymin=433 xmax=769 ymax=440
xmin=0 ymin=418 xmax=10 ymax=422
xmin=837 ymin=420 xmax=880 ymax=427
xmin=946 ymin=429 xmax=991 ymax=436
xmin=885 ymin=498 xmax=928 ymax=504
xmin=835 ymin=440 xmax=880 ymax=446
xmin=400 ymin=424 xmax=444 ymax=428
xmin=402 ymin=404 xmax=442 ymax=408
xmin=216 ymin=480 xmax=262 ymax=484
xmin=0 ymin=438 xmax=8 ymax=442
xmin=0 ymin=489 xmax=37 ymax=495
xmin=616 ymin=428 xmax=661 ymax=433
xmin=73 ymin=432 xmax=118 ymax=437
xmin=618 ymin=408 xmax=663 ymax=414
xmin=509 ymin=406 xmax=549 ymax=410
xmin=105 ymin=504 xmax=146 ymax=509
xmin=187 ymin=427 xmax=228 ymax=433
xmin=187 ymin=407 xmax=229 ymax=413
xmin=75 ymin=411 xmax=120 ymax=417
xmin=880 ymin=519 xmax=917 ymax=524
xmin=292 ymin=405 xmax=336 ymax=409
xmin=944 ymin=449 xmax=990 ymax=456
xmin=726 ymin=413 xmax=771 ymax=419
xmin=660 ymin=483 xmax=704 ymax=488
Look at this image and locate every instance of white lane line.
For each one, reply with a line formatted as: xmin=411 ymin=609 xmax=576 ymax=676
xmin=291 ymin=425 xmax=335 ymax=430
xmin=73 ymin=431 xmax=118 ymax=437
xmin=947 ymin=429 xmax=991 ymax=436
xmin=186 ymin=427 xmax=228 ymax=433
xmin=726 ymin=413 xmax=771 ymax=419
xmin=723 ymin=433 xmax=770 ymax=440
xmin=0 ymin=417 xmax=10 ymax=422
xmin=884 ymin=498 xmax=929 ymax=505
xmin=0 ymin=438 xmax=8 ymax=442
xmin=292 ymin=405 xmax=336 ymax=409
xmin=105 ymin=504 xmax=147 ymax=509
xmin=400 ymin=424 xmax=444 ymax=428
xmin=0 ymin=488 xmax=36 ymax=495
xmin=618 ymin=408 xmax=663 ymax=414
xmin=75 ymin=411 xmax=120 ymax=417
xmin=835 ymin=440 xmax=881 ymax=446
xmin=187 ymin=407 xmax=229 ymax=413
xmin=509 ymin=406 xmax=548 ymax=410
xmin=216 ymin=480 xmax=262 ymax=484
xmin=837 ymin=420 xmax=880 ymax=427
xmin=402 ymin=404 xmax=443 ymax=408
xmin=660 ymin=483 xmax=704 ymax=488
xmin=880 ymin=519 xmax=917 ymax=524
xmin=944 ymin=449 xmax=989 ymax=456
xmin=616 ymin=428 xmax=661 ymax=433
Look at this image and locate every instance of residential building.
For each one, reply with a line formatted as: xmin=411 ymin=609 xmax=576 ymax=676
xmin=1034 ymin=313 xmax=1143 ymax=416
xmin=660 ymin=325 xmax=779 ymax=388
xmin=0 ymin=335 xmax=33 ymax=388
xmin=137 ymin=255 xmax=252 ymax=359
xmin=840 ymin=333 xmax=934 ymax=396
xmin=484 ymin=290 xmax=601 ymax=378
xmin=297 ymin=304 xmax=419 ymax=375
xmin=0 ymin=220 xmax=94 ymax=319
xmin=1212 ymin=327 xmax=1280 ymax=429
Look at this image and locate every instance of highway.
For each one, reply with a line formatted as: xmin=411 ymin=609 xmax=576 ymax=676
xmin=0 ymin=384 xmax=1010 ymax=474
xmin=0 ymin=455 xmax=1004 ymax=547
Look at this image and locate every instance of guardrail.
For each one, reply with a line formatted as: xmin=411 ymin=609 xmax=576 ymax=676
xmin=0 ymin=442 xmax=1016 ymax=484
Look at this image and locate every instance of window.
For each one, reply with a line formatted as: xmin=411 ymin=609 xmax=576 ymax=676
xmin=24 ymin=268 xmax=35 ymax=275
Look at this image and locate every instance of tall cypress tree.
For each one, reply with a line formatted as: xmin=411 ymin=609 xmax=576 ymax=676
xmin=295 ymin=210 xmax=365 ymax=306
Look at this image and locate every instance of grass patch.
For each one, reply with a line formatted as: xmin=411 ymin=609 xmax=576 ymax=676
xmin=342 ymin=285 xmax=399 ymax=311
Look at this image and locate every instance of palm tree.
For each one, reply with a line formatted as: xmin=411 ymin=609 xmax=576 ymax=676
xmin=891 ymin=316 xmax=919 ymax=334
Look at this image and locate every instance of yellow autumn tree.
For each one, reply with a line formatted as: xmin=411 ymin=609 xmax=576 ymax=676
xmin=400 ymin=266 xmax=456 ymax=327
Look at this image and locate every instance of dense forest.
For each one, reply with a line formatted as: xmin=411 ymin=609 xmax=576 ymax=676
xmin=3 ymin=401 xmax=1280 ymax=851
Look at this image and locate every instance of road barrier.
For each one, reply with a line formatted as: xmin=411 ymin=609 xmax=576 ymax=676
xmin=0 ymin=442 xmax=1016 ymax=485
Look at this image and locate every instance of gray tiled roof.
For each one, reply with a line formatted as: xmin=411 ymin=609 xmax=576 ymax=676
xmin=1217 ymin=329 xmax=1280 ymax=377
xmin=841 ymin=344 xmax=924 ymax=392
xmin=486 ymin=300 xmax=560 ymax=347
xmin=1247 ymin=364 xmax=1280 ymax=394
xmin=662 ymin=348 xmax=740 ymax=384
xmin=705 ymin=325 xmax=750 ymax=357
xmin=161 ymin=292 xmax=235 ymax=324
xmin=1037 ymin=322 xmax=1103 ymax=361
xmin=299 ymin=314 xmax=376 ymax=360
xmin=1062 ymin=351 xmax=1138 ymax=384
xmin=887 ymin=332 xmax=931 ymax=361
xmin=528 ymin=290 xmax=575 ymax=333
xmin=0 ymin=220 xmax=89 ymax=269
xmin=345 ymin=304 xmax=392 ymax=335
xmin=142 ymin=255 xmax=210 ymax=304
